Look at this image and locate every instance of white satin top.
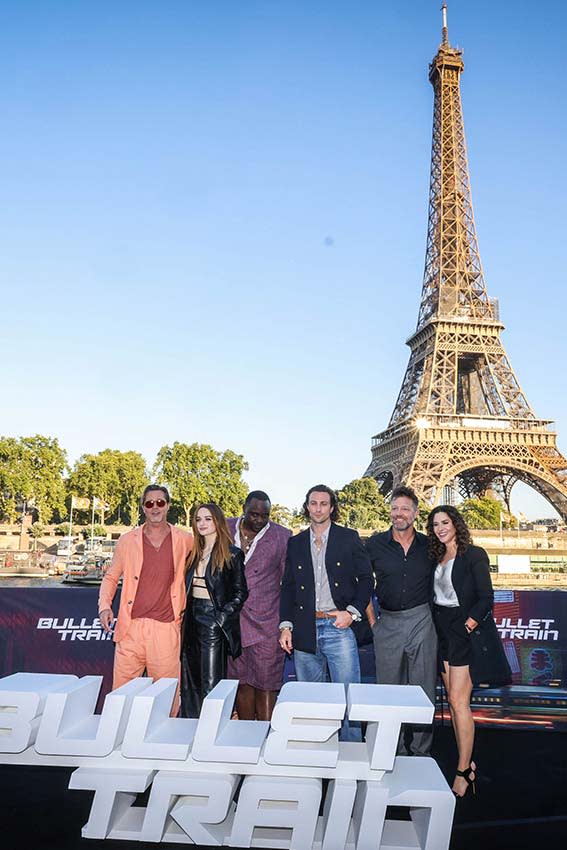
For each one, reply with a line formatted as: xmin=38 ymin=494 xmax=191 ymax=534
xmin=433 ymin=557 xmax=459 ymax=607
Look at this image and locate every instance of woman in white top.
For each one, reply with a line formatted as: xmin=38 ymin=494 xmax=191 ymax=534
xmin=427 ymin=505 xmax=493 ymax=799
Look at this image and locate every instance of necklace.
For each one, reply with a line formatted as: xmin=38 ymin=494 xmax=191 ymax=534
xmin=199 ymin=547 xmax=213 ymax=562
xmin=240 ymin=524 xmax=256 ymax=553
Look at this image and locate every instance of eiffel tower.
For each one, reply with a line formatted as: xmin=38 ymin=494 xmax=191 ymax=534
xmin=365 ymin=5 xmax=567 ymax=519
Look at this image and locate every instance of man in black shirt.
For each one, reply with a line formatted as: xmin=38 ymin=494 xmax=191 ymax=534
xmin=365 ymin=485 xmax=437 ymax=756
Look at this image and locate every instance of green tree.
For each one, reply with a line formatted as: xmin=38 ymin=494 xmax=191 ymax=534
xmin=506 ymin=512 xmax=519 ymax=530
xmin=290 ymin=509 xmax=307 ymax=530
xmin=67 ymin=451 xmax=121 ymax=521
xmin=337 ymin=478 xmax=390 ymax=530
xmin=28 ymin=522 xmax=46 ymax=552
xmin=269 ymin=504 xmax=293 ymax=527
xmin=68 ymin=449 xmax=148 ymax=525
xmin=115 ymin=451 xmax=149 ymax=525
xmin=21 ymin=435 xmax=68 ymax=522
xmin=153 ymin=442 xmax=249 ymax=526
xmin=416 ymin=500 xmax=431 ymax=531
xmin=460 ymin=496 xmax=503 ymax=530
xmin=0 ymin=437 xmax=29 ymax=522
xmin=0 ymin=435 xmax=67 ymax=522
xmin=81 ymin=524 xmax=108 ymax=539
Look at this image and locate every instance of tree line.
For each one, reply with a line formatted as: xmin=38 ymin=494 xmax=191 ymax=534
xmin=0 ymin=436 xmax=248 ymax=528
xmin=0 ymin=434 xmax=515 ymax=531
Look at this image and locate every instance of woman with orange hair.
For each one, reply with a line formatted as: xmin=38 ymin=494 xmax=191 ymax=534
xmin=180 ymin=503 xmax=248 ymax=718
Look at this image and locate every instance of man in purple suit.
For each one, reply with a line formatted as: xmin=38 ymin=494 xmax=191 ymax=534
xmin=227 ymin=490 xmax=292 ymax=720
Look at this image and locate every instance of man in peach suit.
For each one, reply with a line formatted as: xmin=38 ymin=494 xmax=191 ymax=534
xmin=99 ymin=484 xmax=193 ymax=712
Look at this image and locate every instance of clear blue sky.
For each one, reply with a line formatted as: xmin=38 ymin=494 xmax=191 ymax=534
xmin=1 ymin=1 xmax=566 ymax=517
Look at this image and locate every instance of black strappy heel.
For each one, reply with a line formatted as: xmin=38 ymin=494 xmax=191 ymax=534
xmin=454 ymin=763 xmax=476 ymax=797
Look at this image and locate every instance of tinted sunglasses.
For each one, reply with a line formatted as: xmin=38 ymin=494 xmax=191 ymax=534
xmin=144 ymin=499 xmax=167 ymax=509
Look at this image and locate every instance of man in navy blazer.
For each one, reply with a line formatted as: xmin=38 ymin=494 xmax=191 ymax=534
xmin=279 ymin=484 xmax=373 ymax=740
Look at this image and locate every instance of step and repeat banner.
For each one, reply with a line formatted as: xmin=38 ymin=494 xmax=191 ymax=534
xmin=493 ymin=589 xmax=564 ymax=685
xmin=0 ymin=586 xmax=565 ymax=727
xmin=0 ymin=587 xmax=116 ymax=709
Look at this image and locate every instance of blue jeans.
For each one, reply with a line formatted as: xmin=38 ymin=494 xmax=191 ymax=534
xmin=293 ymin=619 xmax=361 ymax=741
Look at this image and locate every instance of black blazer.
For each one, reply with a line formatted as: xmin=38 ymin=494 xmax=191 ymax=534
xmin=280 ymin=523 xmax=374 ymax=654
xmin=185 ymin=544 xmax=248 ymax=658
xmin=436 ymin=544 xmax=510 ymax=685
xmin=448 ymin=544 xmax=494 ymax=624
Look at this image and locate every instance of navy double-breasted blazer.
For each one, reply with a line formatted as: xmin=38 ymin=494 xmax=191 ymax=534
xmin=279 ymin=523 xmax=373 ymax=654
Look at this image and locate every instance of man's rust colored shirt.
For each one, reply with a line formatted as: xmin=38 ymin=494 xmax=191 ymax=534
xmin=131 ymin=531 xmax=175 ymax=622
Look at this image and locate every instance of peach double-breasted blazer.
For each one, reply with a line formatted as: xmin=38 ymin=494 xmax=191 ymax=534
xmin=98 ymin=523 xmax=193 ymax=643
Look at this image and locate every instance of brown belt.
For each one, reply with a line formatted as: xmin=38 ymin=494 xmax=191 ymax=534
xmin=315 ymin=610 xmax=335 ymax=619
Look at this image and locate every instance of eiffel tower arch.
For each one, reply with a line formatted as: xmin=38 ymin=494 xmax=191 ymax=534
xmin=365 ymin=5 xmax=567 ymax=520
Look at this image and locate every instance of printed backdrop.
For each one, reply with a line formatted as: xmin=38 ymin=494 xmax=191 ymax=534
xmin=0 ymin=587 xmax=117 ymax=705
xmin=493 ymin=589 xmax=566 ymax=686
xmin=0 ymin=586 xmax=566 ymax=722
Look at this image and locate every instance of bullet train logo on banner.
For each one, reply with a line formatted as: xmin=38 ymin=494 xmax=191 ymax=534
xmin=36 ymin=617 xmax=115 ymax=642
xmin=0 ymin=674 xmax=454 ymax=850
xmin=496 ymin=618 xmax=559 ymax=641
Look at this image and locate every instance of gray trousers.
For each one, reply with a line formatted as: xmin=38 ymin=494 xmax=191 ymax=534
xmin=372 ymin=602 xmax=438 ymax=756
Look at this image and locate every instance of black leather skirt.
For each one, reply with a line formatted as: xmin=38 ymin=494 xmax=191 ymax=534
xmin=180 ymin=597 xmax=228 ymax=719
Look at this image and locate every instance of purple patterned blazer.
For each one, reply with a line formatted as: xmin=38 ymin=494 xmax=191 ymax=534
xmin=227 ymin=518 xmax=292 ymax=648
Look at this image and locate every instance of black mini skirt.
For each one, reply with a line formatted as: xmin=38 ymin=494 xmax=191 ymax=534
xmin=433 ymin=604 xmax=472 ymax=668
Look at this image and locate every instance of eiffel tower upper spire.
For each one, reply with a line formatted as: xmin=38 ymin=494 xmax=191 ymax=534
xmin=416 ymin=2 xmax=495 ymax=332
xmin=441 ymin=2 xmax=449 ymax=47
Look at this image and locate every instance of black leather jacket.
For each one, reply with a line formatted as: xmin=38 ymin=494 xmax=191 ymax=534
xmin=185 ymin=544 xmax=248 ymax=658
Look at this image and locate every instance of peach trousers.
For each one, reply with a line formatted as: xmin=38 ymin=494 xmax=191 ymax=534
xmin=113 ymin=617 xmax=181 ymax=715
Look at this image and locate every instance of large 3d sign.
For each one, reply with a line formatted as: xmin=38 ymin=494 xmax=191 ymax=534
xmin=0 ymin=673 xmax=454 ymax=849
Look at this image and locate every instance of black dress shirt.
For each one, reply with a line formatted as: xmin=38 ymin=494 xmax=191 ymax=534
xmin=365 ymin=528 xmax=433 ymax=612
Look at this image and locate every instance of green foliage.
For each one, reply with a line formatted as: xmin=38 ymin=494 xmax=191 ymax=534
xmin=28 ymin=522 xmax=46 ymax=538
xmin=337 ymin=478 xmax=390 ymax=530
xmin=290 ymin=510 xmax=307 ymax=530
xmin=506 ymin=512 xmax=519 ymax=530
xmin=28 ymin=522 xmax=46 ymax=551
xmin=153 ymin=442 xmax=249 ymax=526
xmin=81 ymin=524 xmax=107 ymax=538
xmin=0 ymin=437 xmax=26 ymax=522
xmin=276 ymin=507 xmax=306 ymax=530
xmin=0 ymin=434 xmax=67 ymax=522
xmin=55 ymin=522 xmax=71 ymax=536
xmin=269 ymin=504 xmax=293 ymax=528
xmin=460 ymin=497 xmax=503 ymax=530
xmin=416 ymin=500 xmax=431 ymax=531
xmin=22 ymin=435 xmax=68 ymax=522
xmin=68 ymin=449 xmax=149 ymax=526
xmin=116 ymin=451 xmax=149 ymax=526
